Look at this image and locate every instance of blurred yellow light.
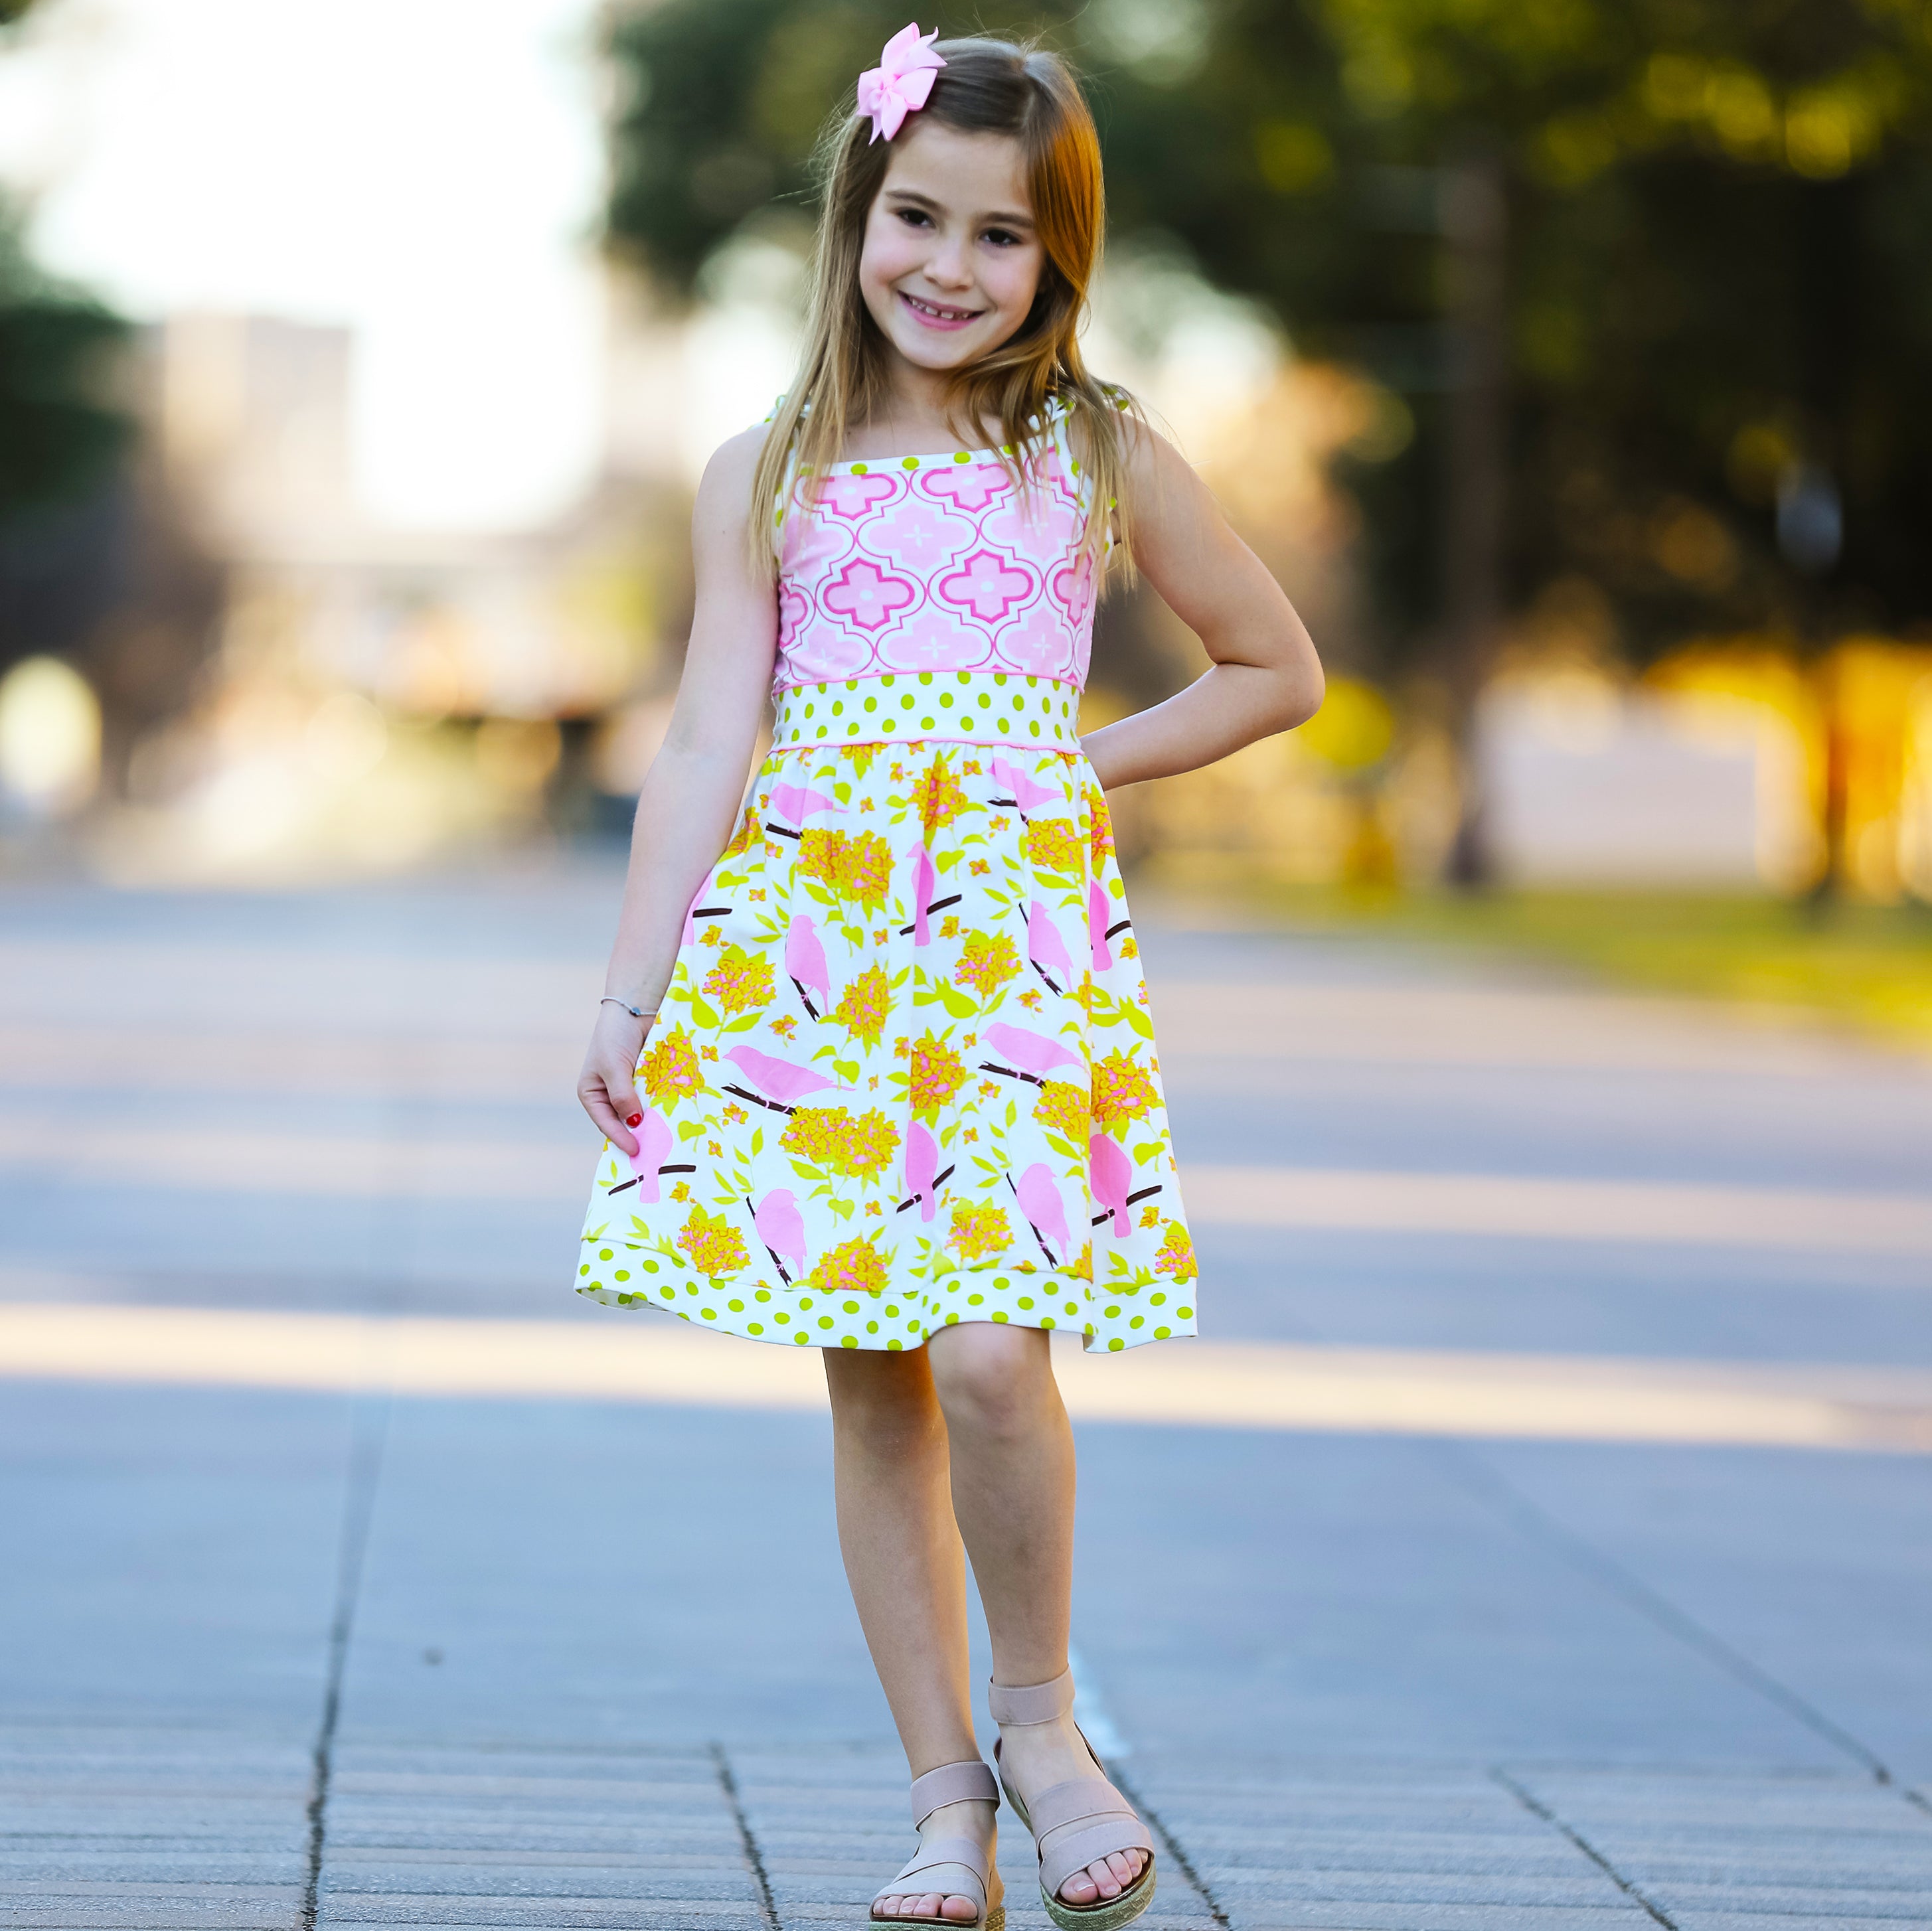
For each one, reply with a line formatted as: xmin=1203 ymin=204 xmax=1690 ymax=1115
xmin=0 ymin=657 xmax=101 ymax=814
xmin=1296 ymin=676 xmax=1394 ymax=772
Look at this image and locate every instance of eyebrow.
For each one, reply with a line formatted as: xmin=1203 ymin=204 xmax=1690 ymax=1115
xmin=883 ymin=187 xmax=1035 ymax=230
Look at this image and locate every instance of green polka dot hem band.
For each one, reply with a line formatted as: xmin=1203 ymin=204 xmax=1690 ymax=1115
xmin=578 ymin=1251 xmax=1194 ymax=1355
xmin=771 ymin=670 xmax=1082 ymax=753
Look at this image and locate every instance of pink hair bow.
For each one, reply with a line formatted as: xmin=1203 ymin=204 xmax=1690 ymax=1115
xmin=856 ymin=23 xmax=946 ymax=144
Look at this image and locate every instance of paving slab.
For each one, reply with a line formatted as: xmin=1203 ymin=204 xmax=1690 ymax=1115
xmin=5 ymin=864 xmax=1932 ymax=1928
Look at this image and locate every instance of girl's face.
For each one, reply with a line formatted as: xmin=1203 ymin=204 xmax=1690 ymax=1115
xmin=858 ymin=121 xmax=1045 ymax=376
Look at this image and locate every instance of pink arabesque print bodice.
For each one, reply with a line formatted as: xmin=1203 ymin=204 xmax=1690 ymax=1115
xmin=774 ymin=406 xmax=1098 ymax=695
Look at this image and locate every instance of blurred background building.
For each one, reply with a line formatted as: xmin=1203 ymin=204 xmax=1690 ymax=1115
xmin=1 ymin=0 xmax=1930 ymax=911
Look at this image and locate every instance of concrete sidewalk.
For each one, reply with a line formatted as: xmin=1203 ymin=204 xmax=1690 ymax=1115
xmin=3 ymin=858 xmax=1930 ymax=1928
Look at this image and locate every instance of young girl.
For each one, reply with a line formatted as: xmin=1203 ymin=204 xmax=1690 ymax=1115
xmin=576 ymin=29 xmax=1321 ymax=1931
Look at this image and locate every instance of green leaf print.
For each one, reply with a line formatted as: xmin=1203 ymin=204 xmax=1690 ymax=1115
xmin=688 ymin=996 xmax=722 ymax=1030
xmin=1133 ymin=1139 xmax=1166 ymax=1166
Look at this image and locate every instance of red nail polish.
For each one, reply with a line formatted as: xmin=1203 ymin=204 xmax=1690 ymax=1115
xmin=626 ymin=1113 xmax=642 ymax=1128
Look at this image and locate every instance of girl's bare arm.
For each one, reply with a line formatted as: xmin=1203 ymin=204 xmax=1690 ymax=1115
xmin=1079 ymin=424 xmax=1324 ymax=791
xmin=577 ymin=429 xmax=777 ymax=1156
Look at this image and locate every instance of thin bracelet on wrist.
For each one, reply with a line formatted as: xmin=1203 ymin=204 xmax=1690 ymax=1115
xmin=600 ymin=996 xmax=659 ymax=1021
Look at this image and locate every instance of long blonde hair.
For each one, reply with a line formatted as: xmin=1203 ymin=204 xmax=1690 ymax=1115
xmin=749 ymin=36 xmax=1136 ymax=575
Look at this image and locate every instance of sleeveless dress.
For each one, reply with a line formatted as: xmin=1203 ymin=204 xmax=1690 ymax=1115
xmin=576 ymin=404 xmax=1196 ymax=1355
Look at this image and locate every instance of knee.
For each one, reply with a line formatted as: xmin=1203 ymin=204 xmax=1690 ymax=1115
xmin=927 ymin=1325 xmax=1053 ymax=1441
xmin=825 ymin=1350 xmax=943 ymax=1454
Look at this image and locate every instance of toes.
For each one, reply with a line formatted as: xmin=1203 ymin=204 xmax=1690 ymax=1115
xmin=914 ymin=1893 xmax=945 ymax=1918
xmin=1086 ymin=1857 xmax=1123 ymax=1899
xmin=939 ymin=1897 xmax=979 ymax=1923
xmin=1106 ymin=1850 xmax=1141 ymax=1887
xmin=1059 ymin=1871 xmax=1098 ymax=1904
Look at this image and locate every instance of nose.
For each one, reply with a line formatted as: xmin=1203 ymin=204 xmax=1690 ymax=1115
xmin=925 ymin=230 xmax=973 ymax=290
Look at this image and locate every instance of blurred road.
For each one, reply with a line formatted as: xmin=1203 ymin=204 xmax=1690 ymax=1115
xmin=3 ymin=856 xmax=1931 ymax=1929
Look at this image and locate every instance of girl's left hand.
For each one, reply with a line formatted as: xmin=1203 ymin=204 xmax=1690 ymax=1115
xmin=577 ymin=1004 xmax=651 ymax=1156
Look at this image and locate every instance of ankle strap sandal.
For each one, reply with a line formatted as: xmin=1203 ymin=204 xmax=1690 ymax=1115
xmin=990 ymin=1669 xmax=1156 ymax=1930
xmin=870 ymin=1758 xmax=1005 ymax=1928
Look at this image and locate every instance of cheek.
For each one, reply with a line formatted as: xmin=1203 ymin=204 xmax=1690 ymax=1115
xmin=860 ymin=217 xmax=926 ymax=290
xmin=982 ymin=245 xmax=1046 ymax=314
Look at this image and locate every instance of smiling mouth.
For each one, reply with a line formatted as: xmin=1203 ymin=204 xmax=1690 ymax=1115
xmin=898 ymin=291 xmax=985 ymax=325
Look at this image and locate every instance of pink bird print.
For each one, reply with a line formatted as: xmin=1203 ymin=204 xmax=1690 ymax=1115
xmin=900 ymin=1122 xmax=941 ymax=1222
xmin=1089 ymin=1132 xmax=1133 ymax=1238
xmin=766 ymin=782 xmax=839 ymax=826
xmin=982 ymin=1022 xmax=1084 ymax=1079
xmin=907 ymin=841 xmax=937 ymax=946
xmin=752 ymin=1188 xmax=807 ymax=1280
xmin=1013 ymin=1162 xmax=1072 ymax=1259
xmin=722 ymin=1045 xmax=845 ymax=1110
xmin=613 ymin=1109 xmax=673 ymax=1203
xmin=990 ymin=757 xmax=1062 ymax=812
xmin=1026 ymin=900 xmax=1076 ymax=994
xmin=1088 ymin=879 xmax=1117 ymax=972
xmin=785 ymin=915 xmax=830 ymax=1018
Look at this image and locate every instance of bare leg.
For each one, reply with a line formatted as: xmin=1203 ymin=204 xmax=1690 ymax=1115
xmin=924 ymin=1324 xmax=1149 ymax=1908
xmin=823 ymin=1346 xmax=995 ymax=1924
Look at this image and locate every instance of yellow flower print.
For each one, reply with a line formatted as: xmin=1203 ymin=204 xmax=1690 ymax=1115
xmin=906 ymin=1031 xmax=969 ymax=1124
xmin=949 ymin=1201 xmax=1011 ymax=1262
xmin=953 ymin=929 xmax=1020 ymax=997
xmin=639 ymin=1027 xmax=706 ymax=1111
xmin=940 ymin=914 xmax=961 ymax=939
xmin=1087 ymin=787 xmax=1115 ymax=858
xmin=806 ymin=1234 xmax=889 ymax=1297
xmin=781 ymin=1106 xmax=901 ymax=1182
xmin=748 ymin=888 xmax=767 ymax=902
xmin=969 ymin=858 xmax=990 ymax=876
xmin=800 ymin=828 xmax=892 ymax=910
xmin=1024 ymin=818 xmax=1084 ymax=874
xmin=1032 ymin=1080 xmax=1090 ymax=1145
xmin=702 ymin=943 xmax=775 ymax=1017
xmin=670 ymin=1180 xmax=691 ymax=1203
xmin=1068 ymin=1241 xmax=1093 ymax=1283
xmin=1139 ymin=1201 xmax=1163 ymax=1229
xmin=1018 ymin=987 xmax=1042 ymax=1011
xmin=1155 ymin=1219 xmax=1198 ymax=1284
xmin=830 ymin=964 xmax=892 ymax=1048
xmin=677 ymin=1205 xmax=748 ymax=1278
xmin=698 ymin=924 xmax=724 ymax=947
xmin=961 ymin=759 xmax=982 ymax=777
xmin=1089 ymin=1048 xmax=1159 ymax=1136
xmin=914 ymin=753 xmax=972 ymax=841
xmin=722 ymin=1104 xmax=748 ymax=1126
xmin=1120 ymin=937 xmax=1139 ymax=961
xmin=700 ymin=1044 xmax=719 ymax=1061
xmin=842 ymin=743 xmax=881 ymax=778
xmin=977 ymin=1079 xmax=1000 ymax=1099
xmin=721 ymin=808 xmax=761 ymax=858
xmin=769 ymin=1014 xmax=797 ymax=1042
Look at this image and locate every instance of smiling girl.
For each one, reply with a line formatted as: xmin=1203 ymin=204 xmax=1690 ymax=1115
xmin=575 ymin=28 xmax=1321 ymax=1931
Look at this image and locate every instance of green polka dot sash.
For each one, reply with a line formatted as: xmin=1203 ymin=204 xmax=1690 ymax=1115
xmin=771 ymin=670 xmax=1082 ymax=753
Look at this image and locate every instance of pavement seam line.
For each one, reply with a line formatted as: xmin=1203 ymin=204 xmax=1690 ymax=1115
xmin=710 ymin=1742 xmax=782 ymax=1930
xmin=1443 ymin=1441 xmax=1898 ymax=1784
xmin=1490 ymin=1768 xmax=1679 ymax=1928
xmin=1106 ymin=1762 xmax=1231 ymax=1929
xmin=298 ymin=1392 xmax=388 ymax=1931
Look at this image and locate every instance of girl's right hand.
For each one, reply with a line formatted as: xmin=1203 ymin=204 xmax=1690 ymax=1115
xmin=577 ymin=1005 xmax=651 ymax=1156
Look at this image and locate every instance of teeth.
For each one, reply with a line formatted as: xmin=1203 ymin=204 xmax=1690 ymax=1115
xmin=906 ymin=294 xmax=977 ymax=321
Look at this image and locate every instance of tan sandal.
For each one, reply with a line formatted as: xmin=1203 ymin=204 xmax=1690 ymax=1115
xmin=990 ymin=1669 xmax=1155 ymax=1931
xmin=870 ymin=1758 xmax=1005 ymax=1929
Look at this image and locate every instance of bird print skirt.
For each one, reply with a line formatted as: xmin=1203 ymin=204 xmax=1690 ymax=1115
xmin=576 ymin=672 xmax=1196 ymax=1355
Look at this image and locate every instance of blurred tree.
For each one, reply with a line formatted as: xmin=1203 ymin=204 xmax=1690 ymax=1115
xmin=1 ymin=5 xmax=218 ymax=790
xmin=603 ymin=0 xmax=1932 ymax=870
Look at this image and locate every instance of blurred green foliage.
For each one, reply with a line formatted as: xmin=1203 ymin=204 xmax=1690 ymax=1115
xmin=603 ymin=0 xmax=1932 ymax=666
xmin=0 ymin=204 xmax=133 ymax=521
